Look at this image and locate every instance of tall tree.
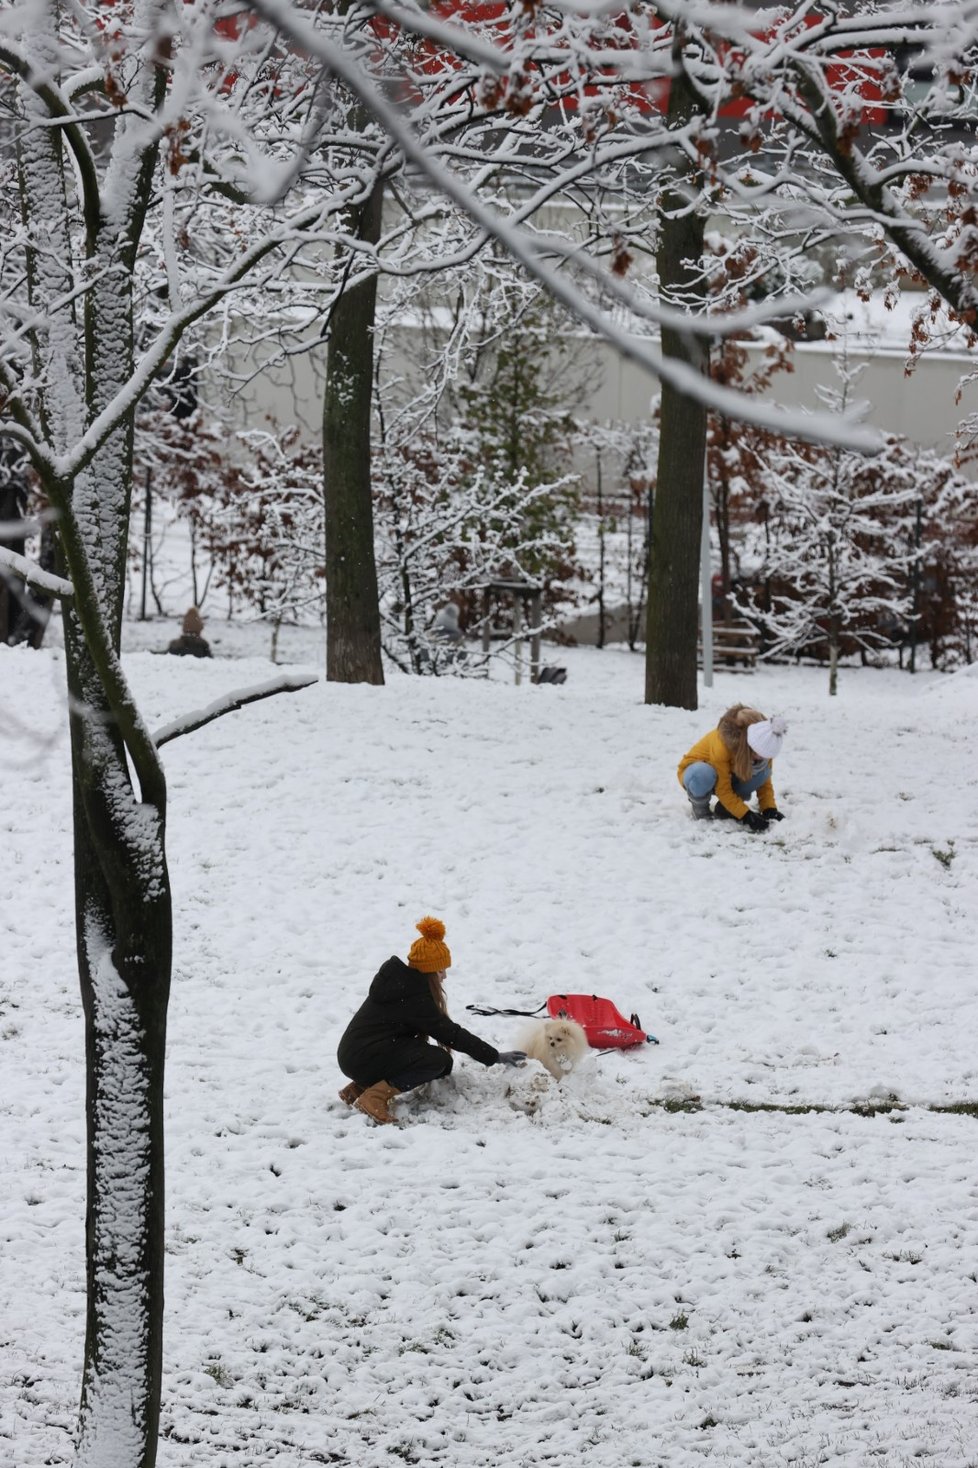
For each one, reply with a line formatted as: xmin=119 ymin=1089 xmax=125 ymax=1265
xmin=323 ymin=178 xmax=386 ymax=683
xmin=0 ymin=5 xmax=356 ymax=1460
xmin=645 ymin=32 xmax=711 ymax=711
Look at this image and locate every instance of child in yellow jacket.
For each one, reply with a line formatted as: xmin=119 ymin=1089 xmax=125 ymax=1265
xmin=678 ymin=704 xmax=788 ymax=831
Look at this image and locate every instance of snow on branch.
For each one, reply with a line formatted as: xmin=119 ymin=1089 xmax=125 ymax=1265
xmin=244 ymin=0 xmax=882 ymax=454
xmin=152 ymin=673 xmax=319 ymax=749
xmin=0 ymin=545 xmax=73 ymax=599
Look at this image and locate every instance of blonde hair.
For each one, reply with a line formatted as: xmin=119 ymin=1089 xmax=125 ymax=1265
xmin=426 ymin=971 xmax=449 ymax=1018
xmin=426 ymin=971 xmax=453 ymax=1054
xmin=718 ymin=704 xmax=766 ymax=782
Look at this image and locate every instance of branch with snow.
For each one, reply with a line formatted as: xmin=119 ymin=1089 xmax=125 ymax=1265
xmin=244 ymin=0 xmax=882 ymax=453
xmin=0 ymin=545 xmax=73 ymax=599
xmin=152 ymin=673 xmax=319 ymax=749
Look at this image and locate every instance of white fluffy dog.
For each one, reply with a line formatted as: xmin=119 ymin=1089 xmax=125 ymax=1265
xmin=517 ymin=1017 xmax=590 ymax=1080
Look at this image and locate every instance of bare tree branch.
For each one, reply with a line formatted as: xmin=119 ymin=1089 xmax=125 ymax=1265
xmin=152 ymin=672 xmax=318 ymax=748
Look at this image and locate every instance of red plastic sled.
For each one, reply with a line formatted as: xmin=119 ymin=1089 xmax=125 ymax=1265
xmin=546 ymin=994 xmax=652 ymax=1049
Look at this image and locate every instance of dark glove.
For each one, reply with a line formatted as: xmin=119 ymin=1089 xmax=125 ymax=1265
xmin=495 ymin=1051 xmax=527 ymax=1067
xmin=762 ymin=808 xmax=785 ymax=823
xmin=742 ymin=809 xmax=767 ymax=833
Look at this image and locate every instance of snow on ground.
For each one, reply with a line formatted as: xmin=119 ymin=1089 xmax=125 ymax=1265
xmin=2 ymin=632 xmax=978 ymax=1467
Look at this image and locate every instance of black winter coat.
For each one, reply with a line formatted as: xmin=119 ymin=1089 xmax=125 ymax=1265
xmin=336 ymin=957 xmax=499 ymax=1084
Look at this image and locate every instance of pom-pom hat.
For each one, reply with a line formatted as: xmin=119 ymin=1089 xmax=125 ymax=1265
xmin=746 ymin=714 xmax=788 ymax=761
xmin=407 ymin=916 xmax=452 ymax=973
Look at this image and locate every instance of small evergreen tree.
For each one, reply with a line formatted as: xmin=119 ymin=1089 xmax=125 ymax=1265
xmin=918 ymin=462 xmax=978 ymax=669
xmin=454 ymin=297 xmax=584 ymax=586
xmin=736 ymin=379 xmax=921 ymax=694
xmin=707 ymin=334 xmax=795 ymax=617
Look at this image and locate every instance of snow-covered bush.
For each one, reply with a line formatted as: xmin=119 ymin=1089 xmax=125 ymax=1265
xmin=132 ymin=411 xmax=324 ymax=625
xmin=373 ymin=422 xmax=580 ymax=674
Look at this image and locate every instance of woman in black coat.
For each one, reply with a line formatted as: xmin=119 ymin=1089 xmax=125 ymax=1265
xmin=337 ymin=916 xmax=524 ymax=1124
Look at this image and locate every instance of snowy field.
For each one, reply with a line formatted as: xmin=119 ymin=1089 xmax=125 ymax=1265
xmin=2 ymin=628 xmax=978 ymax=1468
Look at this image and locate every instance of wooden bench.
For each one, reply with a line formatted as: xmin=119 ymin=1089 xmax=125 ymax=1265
xmin=698 ymin=618 xmax=759 ymax=669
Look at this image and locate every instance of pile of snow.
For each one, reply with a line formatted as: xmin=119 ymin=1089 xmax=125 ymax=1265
xmin=2 ymin=639 xmax=977 ymax=1466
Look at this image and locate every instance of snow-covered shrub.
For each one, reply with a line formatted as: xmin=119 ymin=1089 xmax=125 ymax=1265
xmin=132 ymin=411 xmax=324 ymax=625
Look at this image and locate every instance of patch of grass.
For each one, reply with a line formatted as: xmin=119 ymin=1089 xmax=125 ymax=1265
xmin=400 ymin=1327 xmax=455 ymax=1355
xmin=636 ymin=1095 xmax=978 ymax=1123
xmin=669 ymin=1311 xmax=689 ymax=1331
xmin=204 ymin=1361 xmax=233 ymax=1388
xmin=827 ymin=1223 xmax=853 ymax=1243
xmin=683 ymin=1349 xmax=707 ymax=1368
xmin=851 ymin=1098 xmax=904 ymax=1116
xmin=931 ymin=841 xmax=956 ymax=869
xmin=931 ymin=1101 xmax=978 ymax=1119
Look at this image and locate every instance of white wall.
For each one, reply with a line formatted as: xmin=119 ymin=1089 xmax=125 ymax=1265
xmin=215 ymin=316 xmax=975 ymax=466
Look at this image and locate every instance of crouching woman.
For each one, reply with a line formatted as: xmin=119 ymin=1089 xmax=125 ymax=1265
xmin=678 ymin=704 xmax=788 ymax=829
xmin=337 ymin=916 xmax=524 ymax=1125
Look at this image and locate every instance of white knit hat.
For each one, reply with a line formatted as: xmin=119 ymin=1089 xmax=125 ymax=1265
xmin=746 ymin=714 xmax=788 ymax=761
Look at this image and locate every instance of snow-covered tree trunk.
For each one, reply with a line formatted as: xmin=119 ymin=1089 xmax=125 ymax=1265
xmin=68 ymin=662 xmax=171 ymax=1468
xmin=13 ymin=8 xmax=172 ymax=1462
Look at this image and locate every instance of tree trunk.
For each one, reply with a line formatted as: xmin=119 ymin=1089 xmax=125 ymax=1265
xmin=14 ymin=12 xmax=173 ymax=1462
xmin=66 ymin=273 xmax=172 ymax=1468
xmin=828 ymin=632 xmax=839 ymax=696
xmin=0 ymin=467 xmax=27 ymax=645
xmin=65 ymin=608 xmax=172 ymax=1468
xmin=644 ymin=49 xmax=709 ymax=710
xmin=323 ymin=179 xmax=385 ymax=685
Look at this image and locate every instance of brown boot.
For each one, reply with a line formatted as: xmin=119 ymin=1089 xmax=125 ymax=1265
xmin=354 ymin=1080 xmax=401 ymax=1125
xmin=338 ymin=1081 xmax=365 ymax=1107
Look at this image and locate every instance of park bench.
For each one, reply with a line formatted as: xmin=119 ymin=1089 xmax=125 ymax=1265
xmin=698 ymin=618 xmax=760 ymax=669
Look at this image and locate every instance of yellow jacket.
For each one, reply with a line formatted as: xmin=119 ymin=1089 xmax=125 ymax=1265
xmin=677 ymin=729 xmax=776 ymax=819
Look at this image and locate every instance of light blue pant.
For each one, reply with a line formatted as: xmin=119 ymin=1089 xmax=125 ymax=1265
xmin=683 ymin=760 xmax=771 ymax=802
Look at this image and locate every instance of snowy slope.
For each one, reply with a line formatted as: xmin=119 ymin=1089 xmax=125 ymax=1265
xmin=2 ymin=641 xmax=977 ymax=1466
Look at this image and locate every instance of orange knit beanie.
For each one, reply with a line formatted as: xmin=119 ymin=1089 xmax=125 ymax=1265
xmin=407 ymin=916 xmax=452 ymax=973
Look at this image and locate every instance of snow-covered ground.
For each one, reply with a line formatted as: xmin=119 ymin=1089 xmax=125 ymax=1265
xmin=3 ymin=631 xmax=978 ymax=1467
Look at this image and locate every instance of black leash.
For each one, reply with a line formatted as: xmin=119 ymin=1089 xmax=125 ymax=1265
xmin=466 ymin=1002 xmax=547 ymax=1018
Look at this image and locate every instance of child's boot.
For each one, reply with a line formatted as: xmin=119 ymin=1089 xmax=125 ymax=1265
xmin=338 ymin=1081 xmax=365 ymax=1106
xmin=688 ymin=795 xmax=712 ymax=820
xmin=354 ymin=1080 xmax=401 ymax=1125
